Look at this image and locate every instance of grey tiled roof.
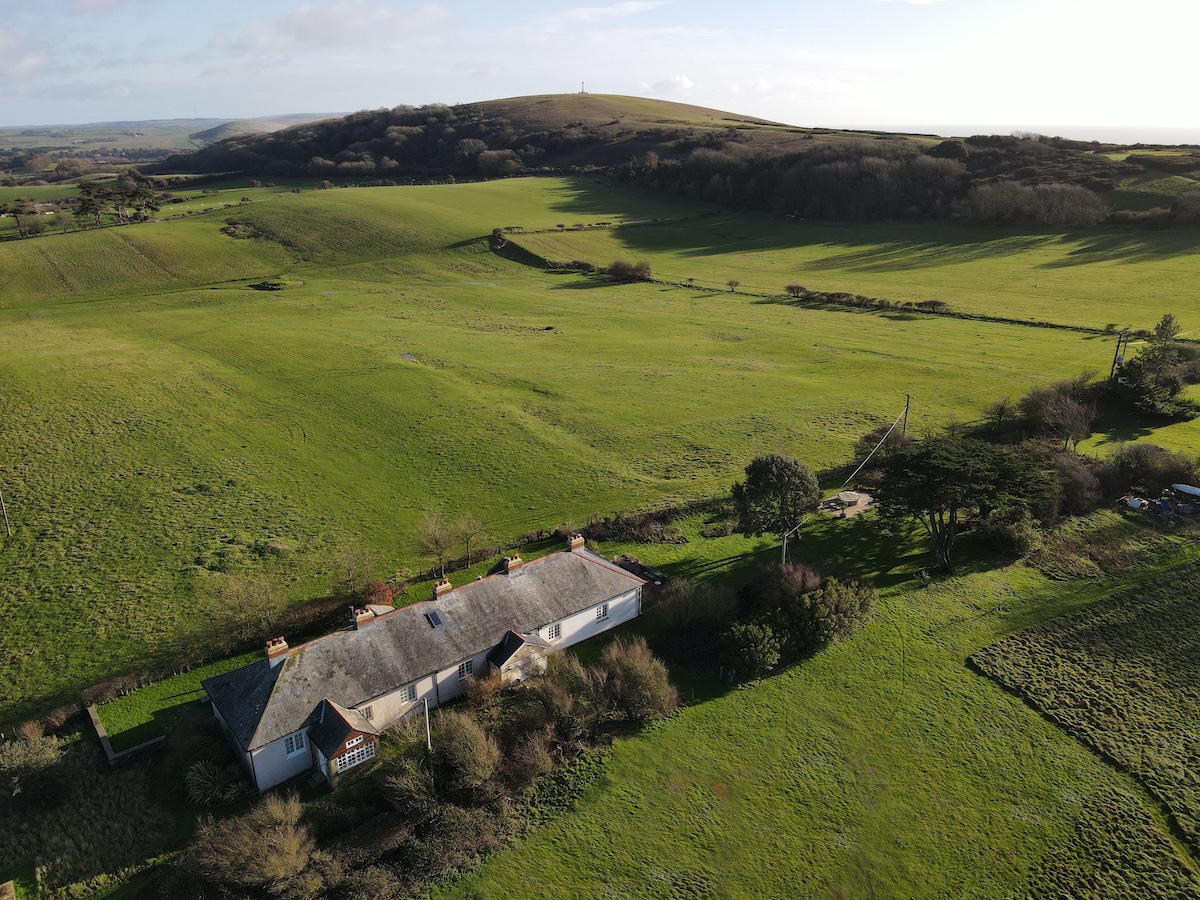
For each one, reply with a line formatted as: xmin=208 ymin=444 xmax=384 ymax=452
xmin=203 ymin=546 xmax=643 ymax=751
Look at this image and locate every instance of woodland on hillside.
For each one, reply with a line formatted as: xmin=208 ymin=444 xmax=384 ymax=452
xmin=154 ymin=100 xmax=1200 ymax=228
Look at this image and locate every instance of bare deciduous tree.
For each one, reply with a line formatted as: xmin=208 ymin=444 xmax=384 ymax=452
xmin=454 ymin=513 xmax=488 ymax=566
xmin=417 ymin=510 xmax=454 ymax=578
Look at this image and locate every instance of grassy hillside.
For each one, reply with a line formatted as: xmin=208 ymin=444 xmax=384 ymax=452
xmin=9 ymin=179 xmax=1146 ymax=722
xmin=5 ymin=173 xmax=1200 ymax=897
xmin=441 ymin=515 xmax=1200 ymax=899
xmin=5 ymin=177 xmax=1200 ymax=724
xmin=514 ymin=216 xmax=1200 ymax=333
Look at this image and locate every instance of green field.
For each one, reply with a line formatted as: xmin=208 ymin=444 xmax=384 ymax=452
xmin=4 ymin=173 xmax=1200 ymax=896
xmin=514 ymin=216 xmax=1200 ymax=333
xmin=11 ymin=178 xmax=1192 ymax=722
xmin=442 ymin=517 xmax=1200 ymax=899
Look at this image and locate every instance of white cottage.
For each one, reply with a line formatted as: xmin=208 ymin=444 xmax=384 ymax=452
xmin=203 ymin=535 xmax=644 ymax=792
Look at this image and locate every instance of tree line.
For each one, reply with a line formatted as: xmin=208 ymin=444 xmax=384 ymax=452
xmin=151 ymin=102 xmax=1200 ymax=229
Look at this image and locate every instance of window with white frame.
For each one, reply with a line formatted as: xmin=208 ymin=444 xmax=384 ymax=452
xmin=334 ymin=738 xmax=377 ymax=773
xmin=401 ymin=684 xmax=417 ymax=703
xmin=596 ymin=602 xmax=609 ymax=621
xmin=547 ymin=622 xmax=562 ymax=640
xmin=361 ymin=705 xmax=374 ymax=721
xmin=283 ymin=731 xmax=307 ymax=757
xmin=458 ymin=659 xmax=473 ymax=679
xmin=345 ymin=735 xmax=364 ymax=749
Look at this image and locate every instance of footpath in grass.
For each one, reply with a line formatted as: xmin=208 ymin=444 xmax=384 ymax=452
xmin=441 ymin=520 xmax=1199 ymax=899
xmin=972 ymin=551 xmax=1200 ymax=861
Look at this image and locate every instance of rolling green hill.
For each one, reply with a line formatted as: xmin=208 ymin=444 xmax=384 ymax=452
xmin=4 ymin=171 xmax=1200 ymax=898
xmin=10 ymin=177 xmax=1153 ymax=722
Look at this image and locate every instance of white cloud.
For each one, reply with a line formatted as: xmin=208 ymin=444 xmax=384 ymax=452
xmin=70 ymin=0 xmax=126 ymax=14
xmin=217 ymin=1 xmax=451 ymax=55
xmin=647 ymin=74 xmax=694 ymax=95
xmin=0 ymin=29 xmax=47 ymax=90
xmin=563 ymin=1 xmax=665 ymax=21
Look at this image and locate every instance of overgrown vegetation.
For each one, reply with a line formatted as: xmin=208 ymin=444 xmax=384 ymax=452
xmin=972 ymin=557 xmax=1200 ymax=857
xmin=135 ymin=635 xmax=678 ymax=899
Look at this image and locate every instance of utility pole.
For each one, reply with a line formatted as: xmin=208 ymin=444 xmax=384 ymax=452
xmin=781 ymin=519 xmax=806 ymax=563
xmin=1109 ymin=331 xmax=1130 ymax=382
xmin=0 ymin=485 xmax=9 ymax=537
xmin=423 ymin=697 xmax=432 ymax=751
xmin=902 ymin=393 xmax=910 ymax=437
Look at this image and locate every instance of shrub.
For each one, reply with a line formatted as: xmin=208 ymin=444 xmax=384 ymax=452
xmin=606 ymin=259 xmax=652 ymax=283
xmin=738 ymin=561 xmax=823 ymax=616
xmin=1055 ymin=453 xmax=1102 ymax=516
xmin=1109 ymin=443 xmax=1197 ymax=496
xmin=0 ymin=734 xmax=60 ymax=801
xmin=524 ymin=668 xmax=579 ymax=736
xmin=597 ymin=636 xmax=679 ymax=722
xmin=771 ymin=577 xmax=876 ymax=659
xmin=719 ymin=621 xmax=780 ymax=680
xmin=784 ymin=284 xmax=806 ymax=297
xmin=187 ymin=791 xmax=319 ymax=896
xmin=433 ymin=710 xmax=500 ymax=796
xmin=364 ymin=580 xmax=394 ymax=606
xmin=501 ymin=729 xmax=555 ymax=792
xmin=184 ymin=759 xmax=242 ymax=807
xmin=383 ymin=756 xmax=437 ymax=826
xmin=974 ymin=508 xmax=1043 ymax=559
xmin=465 ymin=670 xmax=505 ymax=713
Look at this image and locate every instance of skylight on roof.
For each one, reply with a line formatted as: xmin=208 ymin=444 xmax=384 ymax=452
xmin=425 ymin=610 xmax=444 ymax=629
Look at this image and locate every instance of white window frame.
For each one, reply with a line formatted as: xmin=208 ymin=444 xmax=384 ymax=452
xmin=401 ymin=684 xmax=417 ymax=703
xmin=596 ymin=602 xmax=609 ymax=622
xmin=283 ymin=731 xmax=307 ymax=757
xmin=345 ymin=735 xmax=364 ymax=749
xmin=334 ymin=739 xmax=377 ymax=773
xmin=547 ymin=622 xmax=562 ymax=640
xmin=458 ymin=659 xmax=473 ymax=679
xmin=361 ymin=705 xmax=374 ymax=721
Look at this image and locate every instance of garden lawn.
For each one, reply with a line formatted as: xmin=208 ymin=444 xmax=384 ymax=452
xmin=96 ymin=651 xmax=260 ymax=753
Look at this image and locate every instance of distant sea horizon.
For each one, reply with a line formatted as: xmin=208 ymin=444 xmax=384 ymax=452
xmin=878 ymin=123 xmax=1200 ymax=146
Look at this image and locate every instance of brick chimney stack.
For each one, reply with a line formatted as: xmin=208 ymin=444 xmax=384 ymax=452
xmin=568 ymin=533 xmax=585 ymax=551
xmin=433 ymin=579 xmax=453 ymax=599
xmin=265 ymin=636 xmax=289 ymax=665
xmin=352 ymin=607 xmax=375 ymax=628
xmin=502 ymin=554 xmax=524 ymax=573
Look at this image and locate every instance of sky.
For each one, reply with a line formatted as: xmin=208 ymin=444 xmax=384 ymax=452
xmin=4 ymin=0 xmax=1198 ymax=143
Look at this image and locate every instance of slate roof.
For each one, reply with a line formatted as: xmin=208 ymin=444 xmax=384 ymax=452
xmin=203 ymin=545 xmax=643 ymax=752
xmin=486 ymin=629 xmax=553 ymax=668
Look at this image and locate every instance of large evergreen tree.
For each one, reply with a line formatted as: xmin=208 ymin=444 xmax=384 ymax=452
xmin=732 ymin=453 xmax=820 ymax=540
